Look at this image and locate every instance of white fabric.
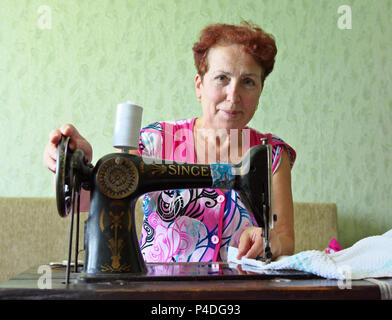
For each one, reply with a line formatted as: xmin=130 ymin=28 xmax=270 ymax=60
xmin=228 ymin=229 xmax=392 ymax=280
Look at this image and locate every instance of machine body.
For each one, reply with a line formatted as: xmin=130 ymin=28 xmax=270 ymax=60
xmin=56 ymin=137 xmax=275 ymax=281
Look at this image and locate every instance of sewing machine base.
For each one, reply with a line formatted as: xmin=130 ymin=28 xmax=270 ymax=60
xmin=76 ymin=262 xmax=319 ymax=283
xmin=1 ymin=264 xmax=387 ymax=300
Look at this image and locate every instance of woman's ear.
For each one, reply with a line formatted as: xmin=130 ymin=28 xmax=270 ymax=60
xmin=195 ymin=74 xmax=202 ymax=100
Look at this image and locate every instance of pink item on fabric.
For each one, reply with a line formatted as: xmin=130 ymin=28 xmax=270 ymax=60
xmin=325 ymin=238 xmax=343 ymax=254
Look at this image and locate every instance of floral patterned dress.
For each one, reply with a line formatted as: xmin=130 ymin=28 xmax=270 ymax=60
xmin=138 ymin=118 xmax=296 ymax=262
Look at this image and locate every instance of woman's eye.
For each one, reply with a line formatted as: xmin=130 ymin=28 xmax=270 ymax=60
xmin=215 ymin=75 xmax=228 ymax=82
xmin=243 ymin=78 xmax=256 ymax=86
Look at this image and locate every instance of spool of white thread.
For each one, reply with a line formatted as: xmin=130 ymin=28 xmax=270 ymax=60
xmin=113 ymin=102 xmax=143 ymax=152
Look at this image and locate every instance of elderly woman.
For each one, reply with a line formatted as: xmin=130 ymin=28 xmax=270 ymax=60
xmin=44 ymin=21 xmax=296 ymax=263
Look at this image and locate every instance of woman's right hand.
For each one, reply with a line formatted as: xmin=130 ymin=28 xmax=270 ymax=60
xmin=43 ymin=124 xmax=93 ymax=173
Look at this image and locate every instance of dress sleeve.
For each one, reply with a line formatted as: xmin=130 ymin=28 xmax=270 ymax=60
xmin=138 ymin=122 xmax=164 ymax=158
xmin=270 ymin=135 xmax=296 ymax=174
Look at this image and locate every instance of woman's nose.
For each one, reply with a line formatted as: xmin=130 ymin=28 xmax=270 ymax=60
xmin=226 ymin=82 xmax=241 ymax=104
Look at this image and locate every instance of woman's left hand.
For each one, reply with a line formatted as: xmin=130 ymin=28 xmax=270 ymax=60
xmin=237 ymin=226 xmax=283 ymax=260
xmin=236 ymin=226 xmax=265 ymax=260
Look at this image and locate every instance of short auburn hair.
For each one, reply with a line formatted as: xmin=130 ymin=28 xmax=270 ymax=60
xmin=192 ymin=21 xmax=277 ymax=81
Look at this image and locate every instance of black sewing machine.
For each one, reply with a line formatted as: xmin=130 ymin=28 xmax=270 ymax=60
xmin=55 ymin=106 xmax=275 ymax=284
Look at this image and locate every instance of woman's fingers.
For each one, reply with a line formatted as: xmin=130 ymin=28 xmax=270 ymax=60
xmin=43 ymin=142 xmax=58 ymax=172
xmin=60 ymin=124 xmax=80 ymax=150
xmin=44 ymin=124 xmax=92 ymax=172
xmin=44 ymin=129 xmax=62 ymax=172
xmin=49 ymin=129 xmax=62 ymax=144
xmin=237 ymin=227 xmax=264 ymax=260
xmin=59 ymin=124 xmax=93 ymax=162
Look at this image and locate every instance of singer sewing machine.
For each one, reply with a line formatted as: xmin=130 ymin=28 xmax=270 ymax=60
xmin=55 ymin=104 xmax=275 ymax=284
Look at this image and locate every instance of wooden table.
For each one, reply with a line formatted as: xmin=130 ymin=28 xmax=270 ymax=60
xmin=0 ymin=262 xmax=389 ymax=301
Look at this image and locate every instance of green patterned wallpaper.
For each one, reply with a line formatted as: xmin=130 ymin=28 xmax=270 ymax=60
xmin=0 ymin=0 xmax=391 ymax=248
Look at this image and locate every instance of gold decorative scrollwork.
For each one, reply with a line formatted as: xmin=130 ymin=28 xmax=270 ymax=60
xmin=97 ymin=157 xmax=138 ymax=199
xmin=99 ymin=207 xmax=132 ymax=272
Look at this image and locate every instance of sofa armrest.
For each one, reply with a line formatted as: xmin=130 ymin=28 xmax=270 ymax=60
xmin=0 ymin=197 xmax=87 ymax=283
xmin=293 ymin=202 xmax=338 ymax=253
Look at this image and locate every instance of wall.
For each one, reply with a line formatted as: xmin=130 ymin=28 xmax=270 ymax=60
xmin=0 ymin=0 xmax=391 ymax=248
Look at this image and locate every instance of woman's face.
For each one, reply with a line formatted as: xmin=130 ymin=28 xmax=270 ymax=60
xmin=195 ymin=44 xmax=264 ymax=130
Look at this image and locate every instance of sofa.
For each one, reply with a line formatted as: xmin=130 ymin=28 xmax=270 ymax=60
xmin=0 ymin=197 xmax=338 ymax=283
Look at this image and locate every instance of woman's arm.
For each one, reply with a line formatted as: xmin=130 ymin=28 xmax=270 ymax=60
xmin=237 ymin=149 xmax=295 ymax=259
xmin=269 ymin=148 xmax=295 ymax=256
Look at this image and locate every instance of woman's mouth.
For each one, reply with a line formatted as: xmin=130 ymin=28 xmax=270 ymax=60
xmin=220 ymin=109 xmax=241 ymax=119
